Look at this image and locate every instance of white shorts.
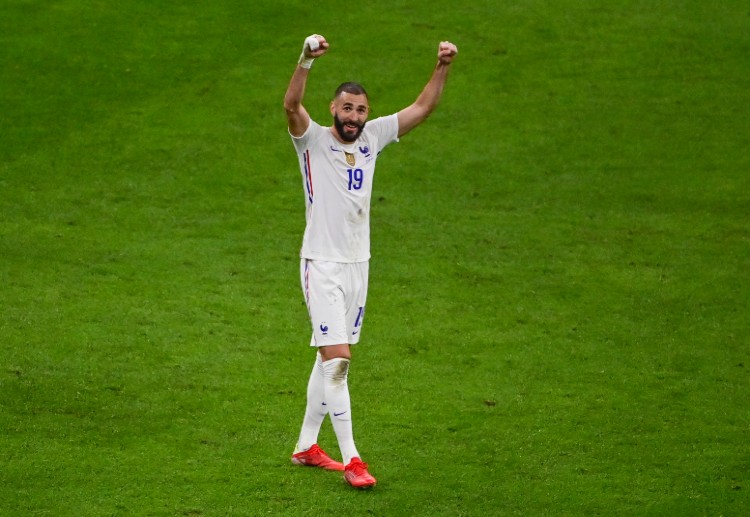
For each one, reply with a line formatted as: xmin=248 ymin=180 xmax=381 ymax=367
xmin=300 ymin=259 xmax=369 ymax=347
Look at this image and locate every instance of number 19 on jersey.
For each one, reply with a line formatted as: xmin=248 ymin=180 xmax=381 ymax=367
xmin=347 ymin=168 xmax=364 ymax=191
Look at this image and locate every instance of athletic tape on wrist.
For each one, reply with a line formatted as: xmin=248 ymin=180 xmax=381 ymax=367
xmin=298 ymin=35 xmax=320 ymax=69
xmin=298 ymin=53 xmax=315 ymax=69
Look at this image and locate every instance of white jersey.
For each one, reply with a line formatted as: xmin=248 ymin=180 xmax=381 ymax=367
xmin=291 ymin=114 xmax=399 ymax=263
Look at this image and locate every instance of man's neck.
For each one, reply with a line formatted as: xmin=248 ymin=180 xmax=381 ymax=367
xmin=330 ymin=127 xmax=355 ymax=145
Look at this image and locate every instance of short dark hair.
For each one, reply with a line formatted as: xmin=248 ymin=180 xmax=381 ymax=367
xmin=334 ymin=82 xmax=369 ymax=100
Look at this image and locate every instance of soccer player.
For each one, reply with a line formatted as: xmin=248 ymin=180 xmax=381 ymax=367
xmin=284 ymin=34 xmax=458 ymax=488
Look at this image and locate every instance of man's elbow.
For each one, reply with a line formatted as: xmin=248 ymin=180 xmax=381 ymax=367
xmin=284 ymin=93 xmax=303 ymax=113
xmin=413 ymin=106 xmax=436 ymax=127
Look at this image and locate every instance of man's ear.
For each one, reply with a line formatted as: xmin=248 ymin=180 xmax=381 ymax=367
xmin=329 ymin=101 xmax=336 ymax=115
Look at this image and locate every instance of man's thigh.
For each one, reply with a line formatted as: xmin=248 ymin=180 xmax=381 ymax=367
xmin=301 ymin=259 xmax=369 ymax=346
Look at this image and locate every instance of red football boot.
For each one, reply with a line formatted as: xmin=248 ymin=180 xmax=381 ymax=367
xmin=344 ymin=457 xmax=377 ymax=488
xmin=291 ymin=444 xmax=345 ymax=471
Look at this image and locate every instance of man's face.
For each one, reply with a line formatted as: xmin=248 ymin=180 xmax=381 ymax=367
xmin=331 ymin=92 xmax=369 ymax=143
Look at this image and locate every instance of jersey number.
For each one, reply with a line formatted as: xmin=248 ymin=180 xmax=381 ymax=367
xmin=347 ymin=168 xmax=364 ymax=191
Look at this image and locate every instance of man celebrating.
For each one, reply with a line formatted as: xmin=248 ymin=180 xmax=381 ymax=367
xmin=284 ymin=34 xmax=458 ymax=489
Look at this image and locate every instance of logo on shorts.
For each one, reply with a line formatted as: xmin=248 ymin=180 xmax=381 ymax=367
xmin=320 ymin=324 xmax=329 ymax=335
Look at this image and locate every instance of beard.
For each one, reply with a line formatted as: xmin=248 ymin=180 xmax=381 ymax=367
xmin=333 ymin=114 xmax=365 ymax=142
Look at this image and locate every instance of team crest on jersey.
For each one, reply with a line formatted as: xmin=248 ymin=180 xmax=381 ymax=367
xmin=345 ymin=152 xmax=356 ymax=166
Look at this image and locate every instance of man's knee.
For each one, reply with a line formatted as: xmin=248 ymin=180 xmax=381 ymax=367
xmin=319 ymin=343 xmax=351 ymax=362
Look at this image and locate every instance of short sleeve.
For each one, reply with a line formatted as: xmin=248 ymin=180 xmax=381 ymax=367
xmin=290 ymin=119 xmax=323 ymax=152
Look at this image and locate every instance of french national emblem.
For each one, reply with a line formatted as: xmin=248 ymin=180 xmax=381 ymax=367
xmin=345 ymin=152 xmax=356 ymax=166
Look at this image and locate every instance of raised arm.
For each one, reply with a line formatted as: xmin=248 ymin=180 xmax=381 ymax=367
xmin=396 ymin=41 xmax=458 ymax=138
xmin=284 ymin=35 xmax=329 ymax=137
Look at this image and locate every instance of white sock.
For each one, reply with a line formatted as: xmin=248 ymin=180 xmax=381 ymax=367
xmin=322 ymin=357 xmax=359 ymax=465
xmin=295 ymin=352 xmax=327 ymax=453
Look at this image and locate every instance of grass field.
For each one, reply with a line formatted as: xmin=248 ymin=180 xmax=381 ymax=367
xmin=2 ymin=0 xmax=749 ymax=515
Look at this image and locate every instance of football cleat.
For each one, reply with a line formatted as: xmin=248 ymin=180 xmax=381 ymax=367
xmin=291 ymin=444 xmax=345 ymax=471
xmin=344 ymin=457 xmax=377 ymax=488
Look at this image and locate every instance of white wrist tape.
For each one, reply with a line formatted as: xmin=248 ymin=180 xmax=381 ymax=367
xmin=298 ymin=35 xmax=321 ymax=69
xmin=298 ymin=53 xmax=314 ymax=69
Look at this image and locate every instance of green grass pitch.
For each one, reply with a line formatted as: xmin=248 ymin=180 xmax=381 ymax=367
xmin=1 ymin=0 xmax=748 ymax=515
